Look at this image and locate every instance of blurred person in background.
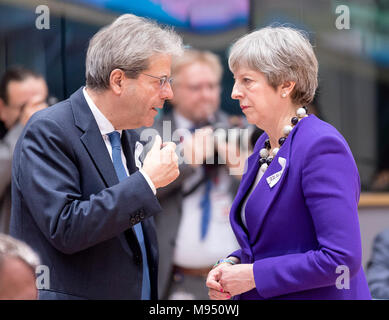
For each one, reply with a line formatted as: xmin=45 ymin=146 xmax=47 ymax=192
xmin=0 ymin=233 xmax=40 ymax=300
xmin=145 ymin=49 xmax=241 ymax=300
xmin=366 ymin=228 xmax=389 ymax=299
xmin=0 ymin=67 xmax=48 ymax=234
xmin=206 ymin=26 xmax=371 ymax=300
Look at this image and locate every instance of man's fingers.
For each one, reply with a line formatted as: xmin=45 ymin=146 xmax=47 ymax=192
xmin=162 ymin=141 xmax=176 ymax=152
xmin=151 ymin=135 xmax=162 ymax=151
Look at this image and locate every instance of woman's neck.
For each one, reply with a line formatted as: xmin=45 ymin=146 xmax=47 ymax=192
xmin=265 ymin=105 xmax=300 ymax=149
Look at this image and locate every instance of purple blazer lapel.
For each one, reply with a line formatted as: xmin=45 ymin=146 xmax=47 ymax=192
xmin=243 ymin=137 xmax=291 ymax=244
xmin=231 ymin=138 xmax=265 ymax=214
xmin=230 ymin=118 xmax=310 ymax=248
xmin=229 ymin=133 xmax=268 ymax=252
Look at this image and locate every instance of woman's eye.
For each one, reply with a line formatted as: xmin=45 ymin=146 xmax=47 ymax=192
xmin=243 ymin=78 xmax=251 ymax=83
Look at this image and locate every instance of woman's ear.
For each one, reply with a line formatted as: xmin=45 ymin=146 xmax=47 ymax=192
xmin=280 ymin=81 xmax=296 ymax=97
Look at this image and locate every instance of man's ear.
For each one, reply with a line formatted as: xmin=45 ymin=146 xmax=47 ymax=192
xmin=109 ymin=69 xmax=126 ymax=95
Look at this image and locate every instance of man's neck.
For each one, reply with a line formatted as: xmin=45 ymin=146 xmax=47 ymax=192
xmin=85 ymin=87 xmax=117 ymax=128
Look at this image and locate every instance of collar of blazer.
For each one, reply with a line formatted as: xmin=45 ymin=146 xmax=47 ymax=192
xmin=230 ymin=115 xmax=312 ymax=254
xmin=69 ymin=87 xmax=138 ymax=187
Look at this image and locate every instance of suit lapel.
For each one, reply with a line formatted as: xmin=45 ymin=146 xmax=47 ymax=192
xmin=70 ymin=88 xmax=146 ymax=263
xmin=244 ymin=117 xmax=317 ymax=243
xmin=122 ymin=130 xmax=137 ymax=174
xmin=230 ymin=124 xmax=301 ymax=249
xmin=70 ymin=88 xmax=119 ymax=188
xmin=229 ymin=133 xmax=267 ymax=254
xmin=80 ymin=130 xmax=119 ymax=187
xmin=243 ymin=137 xmax=291 ymax=244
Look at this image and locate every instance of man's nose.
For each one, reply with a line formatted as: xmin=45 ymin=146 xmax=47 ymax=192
xmin=161 ymin=82 xmax=174 ymax=100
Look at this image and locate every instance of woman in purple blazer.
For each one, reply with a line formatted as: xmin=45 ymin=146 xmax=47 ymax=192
xmin=206 ymin=27 xmax=371 ymax=300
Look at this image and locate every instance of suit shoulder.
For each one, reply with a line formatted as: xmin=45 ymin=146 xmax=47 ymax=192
xmin=20 ymin=100 xmax=75 ymax=147
xmin=28 ymin=99 xmax=73 ymax=128
xmin=291 ymin=115 xmax=358 ymax=172
xmin=294 ymin=115 xmax=349 ymax=148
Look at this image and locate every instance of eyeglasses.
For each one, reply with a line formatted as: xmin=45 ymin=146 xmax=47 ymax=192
xmin=118 ymin=68 xmax=173 ymax=88
xmin=141 ymin=73 xmax=173 ymax=88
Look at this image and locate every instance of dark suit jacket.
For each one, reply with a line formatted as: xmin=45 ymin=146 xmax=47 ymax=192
xmin=10 ymin=87 xmax=162 ymax=300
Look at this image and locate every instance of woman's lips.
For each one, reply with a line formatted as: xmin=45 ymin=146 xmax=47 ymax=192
xmin=241 ymin=105 xmax=249 ymax=110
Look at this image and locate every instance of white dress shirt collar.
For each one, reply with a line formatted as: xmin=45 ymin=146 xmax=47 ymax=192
xmin=82 ymin=87 xmax=156 ymax=195
xmin=83 ymin=87 xmax=118 ymax=136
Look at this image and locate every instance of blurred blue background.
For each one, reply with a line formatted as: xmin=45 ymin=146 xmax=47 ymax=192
xmin=0 ymin=0 xmax=389 ymax=193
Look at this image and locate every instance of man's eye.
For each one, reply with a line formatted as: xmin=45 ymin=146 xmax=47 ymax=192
xmin=243 ymin=78 xmax=252 ymax=83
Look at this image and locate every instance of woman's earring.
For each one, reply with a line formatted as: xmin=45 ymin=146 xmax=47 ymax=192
xmin=282 ymin=93 xmax=287 ymax=98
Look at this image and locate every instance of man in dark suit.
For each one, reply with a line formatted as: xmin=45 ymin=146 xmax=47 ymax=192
xmin=9 ymin=14 xmax=183 ymax=300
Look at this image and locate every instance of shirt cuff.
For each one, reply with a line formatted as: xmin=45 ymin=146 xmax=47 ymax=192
xmin=139 ymin=168 xmax=156 ymax=195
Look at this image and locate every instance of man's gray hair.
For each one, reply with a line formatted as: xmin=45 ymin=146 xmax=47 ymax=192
xmin=0 ymin=234 xmax=40 ymax=273
xmin=228 ymin=26 xmax=318 ymax=105
xmin=86 ymin=14 xmax=184 ymax=90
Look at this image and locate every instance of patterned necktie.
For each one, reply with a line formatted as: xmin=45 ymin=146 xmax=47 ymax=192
xmin=108 ymin=131 xmax=150 ymax=300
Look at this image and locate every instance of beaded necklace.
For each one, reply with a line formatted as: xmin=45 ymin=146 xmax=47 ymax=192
xmin=258 ymin=106 xmax=308 ymax=172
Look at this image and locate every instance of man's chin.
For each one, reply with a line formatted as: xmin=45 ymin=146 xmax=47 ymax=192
xmin=143 ymin=118 xmax=155 ymax=128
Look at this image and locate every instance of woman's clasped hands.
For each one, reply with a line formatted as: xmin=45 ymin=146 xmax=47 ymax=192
xmin=206 ymin=262 xmax=256 ymax=300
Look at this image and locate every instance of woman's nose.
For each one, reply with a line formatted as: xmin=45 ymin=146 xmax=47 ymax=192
xmin=231 ymin=82 xmax=242 ymax=100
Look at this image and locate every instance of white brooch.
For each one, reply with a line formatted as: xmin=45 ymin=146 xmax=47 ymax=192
xmin=266 ymin=157 xmax=286 ymax=188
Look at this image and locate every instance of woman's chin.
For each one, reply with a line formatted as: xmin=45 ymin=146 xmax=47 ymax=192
xmin=244 ymin=115 xmax=256 ymax=125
